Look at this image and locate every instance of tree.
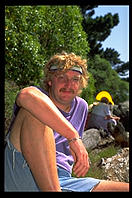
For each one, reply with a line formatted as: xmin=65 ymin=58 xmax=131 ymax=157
xmin=114 ymin=62 xmax=129 ymax=79
xmin=101 ymin=48 xmax=129 ymax=80
xmin=88 ymin=55 xmax=129 ymax=104
xmin=81 ymin=6 xmax=119 ymax=58
xmin=80 ymin=6 xmax=129 ymax=103
xmin=80 ymin=73 xmax=96 ymax=105
xmin=101 ymin=47 xmax=122 ymax=66
xmin=5 ymin=5 xmax=89 ymax=87
xmin=80 ymin=5 xmax=98 ymax=17
xmin=5 ymin=6 xmax=45 ymax=87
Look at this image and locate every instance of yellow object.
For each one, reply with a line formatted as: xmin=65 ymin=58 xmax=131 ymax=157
xmin=96 ymin=91 xmax=114 ymax=105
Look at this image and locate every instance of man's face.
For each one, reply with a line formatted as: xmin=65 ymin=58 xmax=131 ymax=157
xmin=48 ymin=70 xmax=81 ymax=107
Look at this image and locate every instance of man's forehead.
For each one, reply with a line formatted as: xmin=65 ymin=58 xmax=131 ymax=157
xmin=57 ymin=70 xmax=81 ymax=77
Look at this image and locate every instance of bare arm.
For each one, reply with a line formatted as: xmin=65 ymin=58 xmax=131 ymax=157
xmin=105 ymin=115 xmax=120 ymax=120
xmin=16 ymin=86 xmax=79 ymax=140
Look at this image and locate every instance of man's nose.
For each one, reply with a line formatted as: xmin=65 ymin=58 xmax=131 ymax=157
xmin=64 ymin=78 xmax=72 ymax=87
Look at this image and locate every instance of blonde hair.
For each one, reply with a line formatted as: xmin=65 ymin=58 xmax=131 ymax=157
xmin=43 ymin=51 xmax=89 ymax=94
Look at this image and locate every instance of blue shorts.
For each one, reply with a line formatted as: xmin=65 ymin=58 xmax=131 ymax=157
xmin=58 ymin=167 xmax=100 ymax=192
xmin=4 ymin=135 xmax=101 ymax=192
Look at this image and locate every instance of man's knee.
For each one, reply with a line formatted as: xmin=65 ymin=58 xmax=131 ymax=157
xmin=21 ymin=108 xmax=53 ymax=135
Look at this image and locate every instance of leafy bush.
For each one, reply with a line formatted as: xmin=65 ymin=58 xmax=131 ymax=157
xmin=88 ymin=55 xmax=129 ymax=104
xmin=5 ymin=80 xmax=20 ymax=134
xmin=5 ymin=6 xmax=89 ymax=87
xmin=80 ymin=73 xmax=96 ymax=105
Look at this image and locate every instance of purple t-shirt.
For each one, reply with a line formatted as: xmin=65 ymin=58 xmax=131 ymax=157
xmin=54 ymin=96 xmax=88 ymax=173
xmin=8 ymin=86 xmax=88 ymax=173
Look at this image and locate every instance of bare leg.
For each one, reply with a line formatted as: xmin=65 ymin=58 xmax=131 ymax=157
xmin=20 ymin=109 xmax=61 ymax=191
xmin=92 ymin=180 xmax=129 ymax=192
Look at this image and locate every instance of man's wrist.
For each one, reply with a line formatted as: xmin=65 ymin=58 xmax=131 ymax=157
xmin=68 ymin=137 xmax=81 ymax=144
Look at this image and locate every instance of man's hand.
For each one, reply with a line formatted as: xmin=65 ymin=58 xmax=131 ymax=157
xmin=69 ymin=139 xmax=90 ymax=177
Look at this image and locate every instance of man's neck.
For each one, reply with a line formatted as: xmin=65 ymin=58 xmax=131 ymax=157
xmin=49 ymin=92 xmax=71 ymax=113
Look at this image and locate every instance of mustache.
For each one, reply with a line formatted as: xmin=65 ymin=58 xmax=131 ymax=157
xmin=60 ymin=88 xmax=74 ymax=94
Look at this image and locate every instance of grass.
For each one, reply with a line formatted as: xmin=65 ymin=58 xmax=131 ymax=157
xmin=85 ymin=145 xmax=120 ymax=179
xmin=72 ymin=144 xmax=121 ymax=179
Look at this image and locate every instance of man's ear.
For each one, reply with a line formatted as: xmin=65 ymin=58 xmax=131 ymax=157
xmin=48 ymin=81 xmax=52 ymax=86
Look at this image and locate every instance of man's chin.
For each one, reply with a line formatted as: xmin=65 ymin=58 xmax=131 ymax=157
xmin=59 ymin=95 xmax=74 ymax=104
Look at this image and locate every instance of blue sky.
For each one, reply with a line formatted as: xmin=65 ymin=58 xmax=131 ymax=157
xmin=92 ymin=5 xmax=129 ymax=63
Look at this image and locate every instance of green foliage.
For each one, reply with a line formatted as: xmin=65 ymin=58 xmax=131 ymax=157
xmin=101 ymin=47 xmax=122 ymax=66
xmin=5 ymin=6 xmax=45 ymax=87
xmin=114 ymin=62 xmax=129 ymax=78
xmin=40 ymin=6 xmax=89 ymax=59
xmin=5 ymin=6 xmax=89 ymax=87
xmin=80 ymin=6 xmax=129 ymax=104
xmin=82 ymin=10 xmax=119 ymax=57
xmin=88 ymin=55 xmax=129 ymax=104
xmin=113 ymin=79 xmax=129 ymax=103
xmin=80 ymin=73 xmax=96 ymax=105
xmin=72 ymin=144 xmax=120 ymax=179
xmin=5 ymin=5 xmax=129 ymax=105
xmin=5 ymin=80 xmax=20 ymax=134
xmin=85 ymin=145 xmax=120 ymax=179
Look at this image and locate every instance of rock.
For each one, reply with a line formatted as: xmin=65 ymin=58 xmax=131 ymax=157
xmin=82 ymin=129 xmax=101 ymax=150
xmin=113 ymin=101 xmax=129 ymax=132
xmin=82 ymin=128 xmax=115 ymax=150
xmin=99 ymin=148 xmax=129 ymax=182
xmin=107 ymin=121 xmax=129 ymax=147
xmin=99 ymin=127 xmax=108 ymax=138
xmin=97 ymin=135 xmax=115 ymax=148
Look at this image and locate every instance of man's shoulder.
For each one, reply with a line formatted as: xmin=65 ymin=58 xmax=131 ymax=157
xmin=32 ymin=86 xmax=48 ymax=95
xmin=76 ymin=96 xmax=88 ymax=108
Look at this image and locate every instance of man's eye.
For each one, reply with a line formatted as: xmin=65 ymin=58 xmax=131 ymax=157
xmin=58 ymin=76 xmax=65 ymax=80
xmin=73 ymin=78 xmax=80 ymax=82
xmin=59 ymin=76 xmax=64 ymax=79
